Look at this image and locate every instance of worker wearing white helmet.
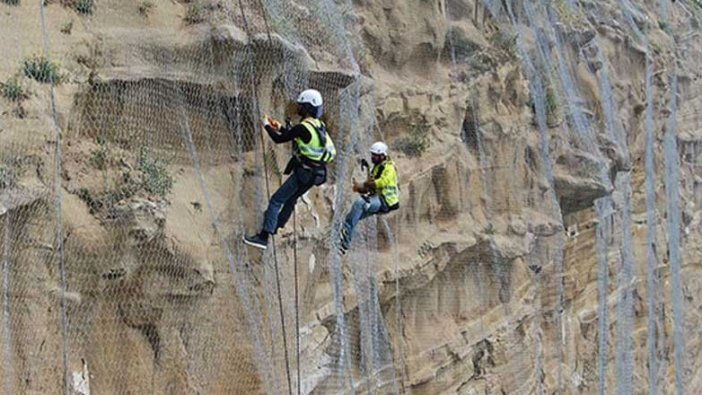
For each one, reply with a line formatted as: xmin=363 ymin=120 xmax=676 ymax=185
xmin=244 ymin=89 xmax=336 ymax=250
xmin=340 ymin=141 xmax=399 ymax=254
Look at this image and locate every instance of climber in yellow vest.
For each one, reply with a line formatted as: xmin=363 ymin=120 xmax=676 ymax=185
xmin=244 ymin=89 xmax=336 ymax=250
xmin=339 ymin=141 xmax=399 ymax=254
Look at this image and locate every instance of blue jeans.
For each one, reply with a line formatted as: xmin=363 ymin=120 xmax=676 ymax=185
xmin=342 ymin=195 xmax=385 ymax=247
xmin=262 ymin=167 xmax=319 ymax=234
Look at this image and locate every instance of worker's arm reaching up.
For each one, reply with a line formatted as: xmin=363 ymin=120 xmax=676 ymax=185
xmin=263 ymin=116 xmax=311 ymax=144
xmin=264 ymin=123 xmax=311 ymax=144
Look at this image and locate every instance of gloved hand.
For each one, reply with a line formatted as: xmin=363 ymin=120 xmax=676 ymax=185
xmin=262 ymin=115 xmax=281 ymax=130
xmin=363 ymin=179 xmax=376 ymax=193
xmin=352 ymin=177 xmax=375 ymax=194
xmin=352 ymin=177 xmax=365 ymax=194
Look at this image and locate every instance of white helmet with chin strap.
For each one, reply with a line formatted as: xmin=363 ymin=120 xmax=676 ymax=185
xmin=369 ymin=141 xmax=388 ymax=156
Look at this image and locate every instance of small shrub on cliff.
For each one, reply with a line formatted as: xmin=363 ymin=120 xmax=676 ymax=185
xmin=545 ymin=85 xmax=558 ymax=117
xmin=528 ymin=82 xmax=559 ymax=123
xmin=2 ymin=0 xmax=20 ymax=6
xmin=1 ymin=76 xmax=28 ymax=102
xmin=89 ymin=142 xmax=107 ymax=170
xmin=138 ymin=147 xmax=173 ymax=198
xmin=23 ymin=55 xmax=62 ymax=84
xmin=74 ymin=0 xmax=94 ymax=15
xmin=184 ymin=1 xmax=204 ymax=24
xmin=138 ymin=0 xmax=154 ymax=16
xmin=394 ymin=123 xmax=430 ymax=157
xmin=60 ymin=20 xmax=74 ymax=34
xmin=44 ymin=0 xmax=93 ymax=15
xmin=488 ymin=31 xmax=517 ymax=60
xmin=484 ymin=223 xmax=496 ymax=235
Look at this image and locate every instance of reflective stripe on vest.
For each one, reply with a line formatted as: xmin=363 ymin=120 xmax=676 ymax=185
xmin=296 ymin=118 xmax=334 ymax=163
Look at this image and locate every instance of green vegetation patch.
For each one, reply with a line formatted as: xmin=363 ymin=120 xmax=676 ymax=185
xmin=394 ymin=122 xmax=431 ymax=157
xmin=138 ymin=147 xmax=173 ymax=198
xmin=23 ymin=55 xmax=62 ymax=84
xmin=1 ymin=76 xmax=28 ymax=102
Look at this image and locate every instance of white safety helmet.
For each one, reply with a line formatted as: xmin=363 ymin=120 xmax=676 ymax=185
xmin=369 ymin=141 xmax=388 ymax=156
xmin=297 ymin=89 xmax=323 ymax=107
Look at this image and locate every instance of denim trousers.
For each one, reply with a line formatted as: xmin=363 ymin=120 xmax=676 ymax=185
xmin=262 ymin=166 xmax=318 ymax=234
xmin=342 ymin=195 xmax=384 ymax=246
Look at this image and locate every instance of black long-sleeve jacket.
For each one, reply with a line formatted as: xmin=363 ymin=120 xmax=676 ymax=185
xmin=264 ymin=124 xmax=311 ymax=144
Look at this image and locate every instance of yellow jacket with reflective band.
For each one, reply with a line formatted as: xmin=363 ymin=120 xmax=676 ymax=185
xmin=296 ymin=118 xmax=336 ymax=164
xmin=372 ymin=159 xmax=399 ymax=207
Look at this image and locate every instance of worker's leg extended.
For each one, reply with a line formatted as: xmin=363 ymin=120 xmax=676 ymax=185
xmin=261 ymin=172 xmax=304 ymax=235
xmin=342 ymin=195 xmax=382 ymax=247
xmin=276 ymin=169 xmax=314 ymax=229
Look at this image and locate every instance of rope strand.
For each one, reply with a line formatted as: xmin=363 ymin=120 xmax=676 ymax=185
xmin=236 ymin=1 xmax=293 ymax=394
xmin=293 ymin=209 xmax=301 ymax=395
xmin=253 ymin=1 xmax=303 ymax=393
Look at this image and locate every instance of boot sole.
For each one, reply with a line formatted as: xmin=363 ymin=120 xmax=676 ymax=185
xmin=243 ymin=237 xmax=267 ymax=250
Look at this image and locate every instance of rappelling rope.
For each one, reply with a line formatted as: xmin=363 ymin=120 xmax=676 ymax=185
xmin=38 ymin=2 xmax=69 ymax=393
xmin=292 ymin=208 xmax=301 ymax=395
xmin=236 ymin=1 xmax=293 ymax=394
xmin=254 ymin=1 xmax=303 ymax=393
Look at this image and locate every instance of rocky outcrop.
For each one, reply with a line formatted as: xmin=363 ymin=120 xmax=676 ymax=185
xmin=0 ymin=181 xmax=48 ymax=215
xmin=554 ymin=149 xmax=611 ymax=215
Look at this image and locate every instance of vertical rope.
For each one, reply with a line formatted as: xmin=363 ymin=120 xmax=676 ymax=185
xmin=37 ymin=0 xmax=69 ymax=392
xmin=254 ymin=1 xmax=303 ymax=393
xmin=293 ymin=209 xmax=301 ymax=395
xmin=236 ymin=1 xmax=293 ymax=394
xmin=269 ymin=234 xmax=293 ymax=395
xmin=2 ymin=213 xmax=14 ymax=395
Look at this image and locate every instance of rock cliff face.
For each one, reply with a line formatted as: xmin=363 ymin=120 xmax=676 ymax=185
xmin=0 ymin=0 xmax=700 ymax=394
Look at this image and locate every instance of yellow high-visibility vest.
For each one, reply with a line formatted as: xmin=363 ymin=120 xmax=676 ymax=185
xmin=295 ymin=118 xmax=336 ymax=164
xmin=372 ymin=159 xmax=399 ymax=207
